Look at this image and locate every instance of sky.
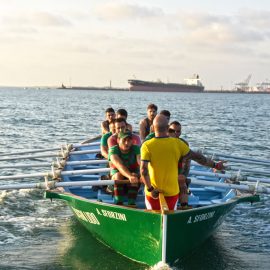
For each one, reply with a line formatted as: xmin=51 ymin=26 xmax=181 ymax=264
xmin=0 ymin=0 xmax=270 ymax=90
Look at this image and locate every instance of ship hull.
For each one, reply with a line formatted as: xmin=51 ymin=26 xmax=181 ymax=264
xmin=128 ymin=80 xmax=204 ymax=92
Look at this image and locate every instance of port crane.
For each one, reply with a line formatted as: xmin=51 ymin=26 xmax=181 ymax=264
xmin=235 ymin=74 xmax=252 ymax=92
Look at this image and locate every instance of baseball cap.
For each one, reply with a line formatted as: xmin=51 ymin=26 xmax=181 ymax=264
xmin=118 ymin=131 xmax=132 ymax=139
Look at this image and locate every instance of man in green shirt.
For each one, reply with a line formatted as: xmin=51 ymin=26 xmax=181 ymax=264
xmin=108 ymin=131 xmax=141 ymax=206
xmin=100 ymin=120 xmax=115 ymax=159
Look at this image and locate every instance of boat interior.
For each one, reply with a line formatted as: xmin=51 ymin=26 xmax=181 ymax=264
xmin=61 ymin=143 xmax=236 ymax=209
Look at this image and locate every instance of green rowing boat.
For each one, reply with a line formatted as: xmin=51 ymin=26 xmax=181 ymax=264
xmin=45 ymin=137 xmax=259 ymax=266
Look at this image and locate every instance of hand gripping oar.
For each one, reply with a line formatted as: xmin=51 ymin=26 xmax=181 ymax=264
xmin=0 ymin=179 xmax=130 ymax=191
xmin=189 ymin=169 xmax=270 ymax=184
xmin=159 ymin=193 xmax=169 ymax=213
xmin=0 ymin=142 xmax=100 ymax=157
xmin=190 ymin=178 xmax=270 ymax=194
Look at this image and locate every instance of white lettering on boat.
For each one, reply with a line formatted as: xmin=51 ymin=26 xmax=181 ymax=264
xmin=72 ymin=207 xmax=100 ymax=225
xmin=100 ymin=209 xmax=127 ymax=221
xmin=187 ymin=211 xmax=215 ymax=224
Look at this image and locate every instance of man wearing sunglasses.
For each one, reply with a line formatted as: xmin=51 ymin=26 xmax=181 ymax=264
xmin=168 ymin=121 xmax=225 ymax=209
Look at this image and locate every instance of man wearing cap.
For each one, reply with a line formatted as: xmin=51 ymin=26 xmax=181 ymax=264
xmin=108 ymin=131 xmax=141 ymax=206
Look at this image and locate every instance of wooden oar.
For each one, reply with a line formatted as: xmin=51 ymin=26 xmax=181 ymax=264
xmin=202 ymin=150 xmax=270 ymax=165
xmin=0 ymin=149 xmax=100 ymax=162
xmin=159 ymin=193 xmax=169 ymax=213
xmin=0 ymin=179 xmax=129 ymax=191
xmin=190 ymin=177 xmax=270 ymax=194
xmin=1 ymin=177 xmax=269 ymax=194
xmin=200 ymin=150 xmax=270 ymax=166
xmin=189 ymin=169 xmax=270 ymax=184
xmin=0 ymin=167 xmax=110 ymax=180
xmin=226 ymin=166 xmax=270 ymax=176
xmin=0 ymin=159 xmax=108 ymax=169
xmin=0 ymin=142 xmax=100 ymax=157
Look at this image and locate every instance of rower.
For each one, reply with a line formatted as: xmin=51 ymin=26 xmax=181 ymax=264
xmin=100 ymin=120 xmax=115 ymax=159
xmin=168 ymin=121 xmax=226 ymax=209
xmin=116 ymin=108 xmax=133 ymax=132
xmin=144 ymin=110 xmax=171 ymax=141
xmin=139 ymin=104 xmax=158 ymax=141
xmin=109 ymin=131 xmax=141 ymax=206
xmin=108 ymin=118 xmax=141 ymax=148
xmin=101 ymin=107 xmax=115 ymax=134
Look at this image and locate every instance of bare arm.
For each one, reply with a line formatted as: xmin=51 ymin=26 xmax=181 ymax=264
xmin=180 ymin=151 xmax=192 ymax=177
xmin=139 ymin=120 xmax=147 ymax=140
xmin=127 ymin=123 xmax=133 ymax=132
xmin=110 ymin=154 xmax=138 ymax=182
xmin=100 ymin=145 xmax=108 ymax=159
xmin=136 ymin=154 xmax=141 ymax=168
xmin=140 ymin=160 xmax=151 ymax=189
xmin=190 ymin=150 xmax=226 ymax=170
xmin=101 ymin=121 xmax=109 ymax=135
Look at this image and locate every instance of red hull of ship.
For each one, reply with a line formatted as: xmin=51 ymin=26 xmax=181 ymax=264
xmin=129 ymin=85 xmax=204 ymax=92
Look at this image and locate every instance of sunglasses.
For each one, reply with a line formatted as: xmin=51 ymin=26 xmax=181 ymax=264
xmin=168 ymin=128 xmax=181 ymax=134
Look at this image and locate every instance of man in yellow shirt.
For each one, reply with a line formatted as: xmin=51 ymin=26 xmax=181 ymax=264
xmin=140 ymin=114 xmax=190 ymax=210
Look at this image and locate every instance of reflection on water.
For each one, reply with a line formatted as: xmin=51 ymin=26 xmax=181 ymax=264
xmin=57 ymin=217 xmax=145 ymax=270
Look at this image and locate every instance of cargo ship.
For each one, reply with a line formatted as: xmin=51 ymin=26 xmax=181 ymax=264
xmin=128 ymin=74 xmax=204 ymax=92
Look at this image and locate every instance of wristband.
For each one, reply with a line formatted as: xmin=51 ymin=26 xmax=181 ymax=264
xmin=147 ymin=186 xmax=154 ymax=192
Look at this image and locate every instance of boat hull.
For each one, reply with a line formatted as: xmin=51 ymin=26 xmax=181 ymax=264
xmin=129 ymin=85 xmax=204 ymax=92
xmin=45 ymin=190 xmax=258 ymax=266
xmin=128 ymin=79 xmax=204 ymax=92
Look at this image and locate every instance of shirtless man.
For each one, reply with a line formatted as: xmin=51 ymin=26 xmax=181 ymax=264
xmin=139 ymin=104 xmax=158 ymax=141
xmin=109 ymin=131 xmax=140 ymax=206
xmin=144 ymin=110 xmax=171 ymax=141
xmin=101 ymin=107 xmax=115 ymax=134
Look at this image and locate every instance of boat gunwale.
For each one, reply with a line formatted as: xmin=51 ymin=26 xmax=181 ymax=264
xmin=45 ymin=189 xmax=259 ymax=216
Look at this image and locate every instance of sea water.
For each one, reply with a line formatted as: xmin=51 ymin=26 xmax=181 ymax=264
xmin=0 ymin=88 xmax=269 ymax=270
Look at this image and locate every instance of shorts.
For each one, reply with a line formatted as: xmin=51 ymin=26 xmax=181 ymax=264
xmin=145 ymin=194 xmax=179 ymax=210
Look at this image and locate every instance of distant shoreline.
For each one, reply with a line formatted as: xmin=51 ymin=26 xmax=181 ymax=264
xmin=57 ymin=86 xmax=270 ymax=94
xmin=0 ymin=86 xmax=269 ymax=94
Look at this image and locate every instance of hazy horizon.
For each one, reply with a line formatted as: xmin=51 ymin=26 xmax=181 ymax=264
xmin=1 ymin=0 xmax=270 ymax=90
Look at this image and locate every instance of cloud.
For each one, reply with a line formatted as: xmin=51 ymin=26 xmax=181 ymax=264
xmin=95 ymin=2 xmax=163 ymax=21
xmin=3 ymin=11 xmax=72 ymax=28
xmin=173 ymin=9 xmax=270 ymax=48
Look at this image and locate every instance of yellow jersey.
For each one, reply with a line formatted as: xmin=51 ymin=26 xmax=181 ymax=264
xmin=141 ymin=137 xmax=190 ymax=196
